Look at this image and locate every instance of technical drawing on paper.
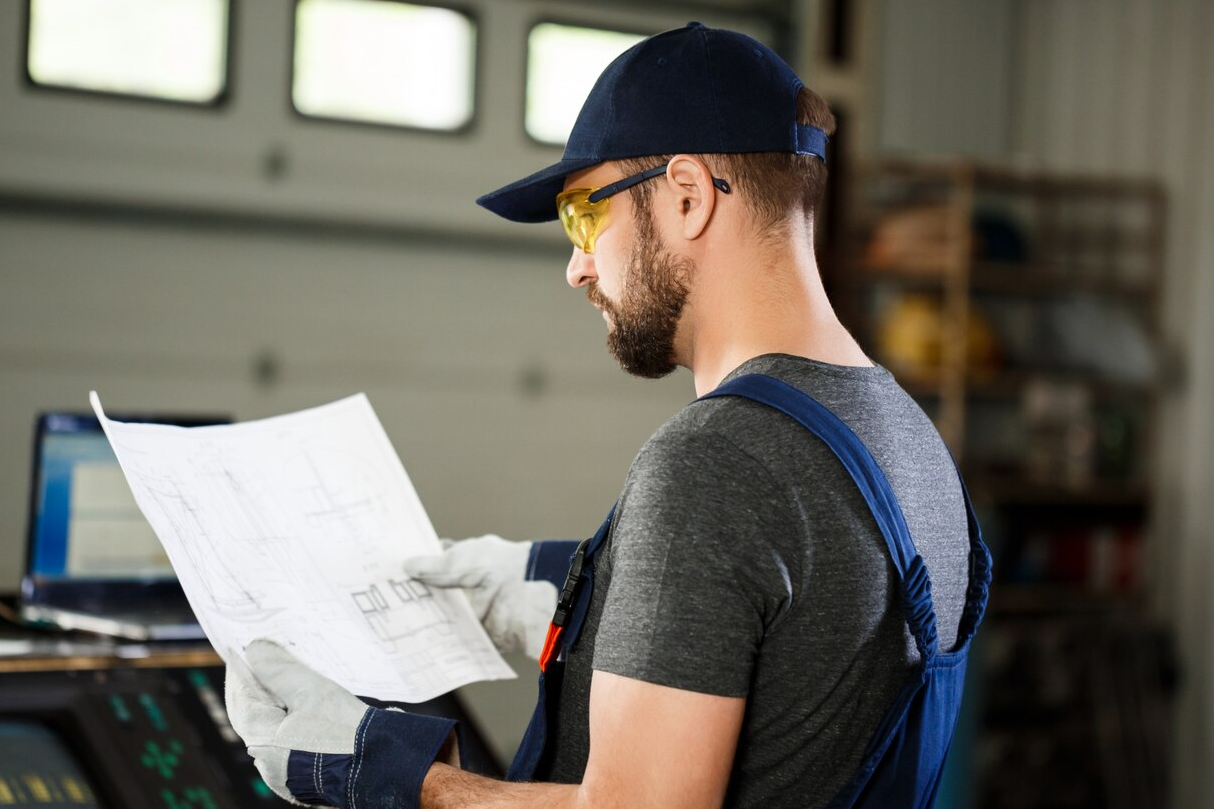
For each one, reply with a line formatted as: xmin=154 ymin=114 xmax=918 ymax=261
xmin=351 ymin=578 xmax=453 ymax=649
xmin=125 ymin=451 xmax=301 ymax=623
xmin=89 ymin=391 xmax=515 ymax=703
xmin=293 ymin=448 xmax=386 ymax=541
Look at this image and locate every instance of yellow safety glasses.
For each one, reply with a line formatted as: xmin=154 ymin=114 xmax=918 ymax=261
xmin=556 ymin=188 xmax=612 ymax=254
xmin=556 ymin=164 xmax=731 ymax=253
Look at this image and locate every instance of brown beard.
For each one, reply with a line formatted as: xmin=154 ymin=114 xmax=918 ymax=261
xmin=587 ymin=206 xmax=692 ymax=379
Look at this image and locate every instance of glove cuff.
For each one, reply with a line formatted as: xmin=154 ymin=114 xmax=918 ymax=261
xmin=355 ymin=708 xmax=458 ymax=809
xmin=285 ymin=708 xmax=458 ymax=809
xmin=286 ymin=749 xmax=354 ymax=806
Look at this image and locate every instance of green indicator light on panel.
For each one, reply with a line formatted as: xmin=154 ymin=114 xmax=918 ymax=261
xmin=109 ymin=694 xmax=133 ymax=723
xmin=183 ymin=786 xmax=218 ymax=809
xmin=159 ymin=786 xmax=218 ymax=809
xmin=141 ymin=740 xmax=184 ymax=779
xmin=140 ymin=692 xmax=170 ymax=732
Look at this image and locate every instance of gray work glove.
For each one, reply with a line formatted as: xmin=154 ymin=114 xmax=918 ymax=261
xmin=403 ymin=535 xmax=557 ymax=660
xmin=225 ymin=639 xmax=457 ymax=809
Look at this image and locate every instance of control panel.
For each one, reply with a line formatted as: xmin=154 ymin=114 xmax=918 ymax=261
xmin=0 ymin=667 xmax=273 ymax=808
xmin=0 ymin=663 xmax=500 ymax=808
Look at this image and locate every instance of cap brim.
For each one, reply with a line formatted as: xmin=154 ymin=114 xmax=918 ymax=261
xmin=476 ymin=156 xmax=604 ymax=223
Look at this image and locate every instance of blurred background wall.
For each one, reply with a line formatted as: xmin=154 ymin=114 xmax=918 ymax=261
xmin=872 ymin=3 xmax=1213 ymax=806
xmin=1 ymin=1 xmax=1212 ymax=806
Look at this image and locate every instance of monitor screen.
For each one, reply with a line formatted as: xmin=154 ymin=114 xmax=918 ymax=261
xmin=29 ymin=414 xmax=173 ymax=582
xmin=0 ymin=719 xmax=104 ymax=808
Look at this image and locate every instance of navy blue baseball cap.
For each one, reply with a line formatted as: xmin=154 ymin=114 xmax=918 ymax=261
xmin=477 ymin=21 xmax=827 ymax=224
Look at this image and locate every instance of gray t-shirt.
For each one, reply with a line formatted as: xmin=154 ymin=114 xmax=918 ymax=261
xmin=538 ymin=354 xmax=972 ymax=808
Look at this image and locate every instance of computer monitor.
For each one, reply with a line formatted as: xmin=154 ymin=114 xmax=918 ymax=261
xmin=20 ymin=412 xmax=226 ymax=639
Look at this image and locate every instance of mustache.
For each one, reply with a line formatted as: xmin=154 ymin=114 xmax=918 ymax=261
xmin=586 ymin=283 xmax=613 ymax=314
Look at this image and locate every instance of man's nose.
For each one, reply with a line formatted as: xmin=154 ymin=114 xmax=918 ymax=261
xmin=566 ymin=247 xmax=597 ymax=288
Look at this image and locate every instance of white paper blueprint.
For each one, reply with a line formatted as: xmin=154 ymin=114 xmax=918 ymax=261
xmin=89 ymin=392 xmax=515 ymax=703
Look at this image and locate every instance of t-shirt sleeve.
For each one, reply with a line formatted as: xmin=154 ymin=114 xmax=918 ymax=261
xmin=592 ymin=428 xmax=802 ymax=697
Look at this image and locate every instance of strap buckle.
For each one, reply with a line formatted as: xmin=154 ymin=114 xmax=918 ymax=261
xmin=539 ymin=536 xmax=592 ymax=671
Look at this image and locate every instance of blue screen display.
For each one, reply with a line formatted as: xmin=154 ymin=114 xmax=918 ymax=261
xmin=31 ymin=418 xmax=120 ymax=577
xmin=29 ymin=414 xmax=172 ymax=581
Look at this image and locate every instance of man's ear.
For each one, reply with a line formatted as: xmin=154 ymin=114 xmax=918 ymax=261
xmin=663 ymin=154 xmax=717 ymax=241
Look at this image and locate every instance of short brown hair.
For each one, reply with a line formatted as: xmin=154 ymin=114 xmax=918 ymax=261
xmin=614 ymin=86 xmax=836 ymax=235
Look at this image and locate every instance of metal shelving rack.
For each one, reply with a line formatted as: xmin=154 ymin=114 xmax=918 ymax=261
xmin=833 ymin=159 xmax=1172 ymax=809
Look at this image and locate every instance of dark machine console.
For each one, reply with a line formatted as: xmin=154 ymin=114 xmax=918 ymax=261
xmin=0 ymin=662 xmax=501 ymax=808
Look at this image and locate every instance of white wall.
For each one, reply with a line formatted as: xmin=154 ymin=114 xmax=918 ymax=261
xmin=0 ymin=208 xmax=700 ymax=760
xmin=875 ymin=0 xmax=1016 ymax=160
xmin=0 ymin=211 xmax=694 ymax=545
xmin=0 ymin=0 xmax=771 ymax=763
xmin=0 ymin=0 xmax=774 ymax=585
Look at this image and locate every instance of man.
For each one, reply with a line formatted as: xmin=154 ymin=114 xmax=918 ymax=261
xmin=225 ymin=22 xmax=990 ymax=809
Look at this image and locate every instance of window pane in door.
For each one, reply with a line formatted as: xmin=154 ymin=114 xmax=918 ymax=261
xmin=293 ymin=0 xmax=476 ymax=131
xmin=27 ymin=0 xmax=230 ymax=103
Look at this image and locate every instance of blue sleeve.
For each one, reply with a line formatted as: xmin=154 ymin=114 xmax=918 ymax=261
xmin=286 ymin=707 xmax=457 ymax=809
xmin=526 ymin=540 xmax=580 ymax=589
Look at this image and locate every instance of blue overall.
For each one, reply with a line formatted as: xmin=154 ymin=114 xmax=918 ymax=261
xmin=512 ymin=373 xmax=992 ymax=808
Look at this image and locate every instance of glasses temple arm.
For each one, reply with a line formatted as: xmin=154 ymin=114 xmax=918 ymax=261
xmin=587 ymin=164 xmax=733 ymax=204
xmin=587 ymin=166 xmax=668 ymax=203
